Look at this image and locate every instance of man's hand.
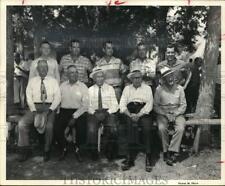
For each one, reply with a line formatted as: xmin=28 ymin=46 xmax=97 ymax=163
xmin=130 ymin=113 xmax=140 ymax=122
xmin=68 ymin=118 xmax=76 ymax=127
xmin=94 ymin=110 xmax=108 ymax=122
xmin=166 ymin=113 xmax=175 ymax=122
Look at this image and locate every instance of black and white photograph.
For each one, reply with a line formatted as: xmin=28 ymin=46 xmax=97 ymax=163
xmin=1 ymin=0 xmax=224 ymax=184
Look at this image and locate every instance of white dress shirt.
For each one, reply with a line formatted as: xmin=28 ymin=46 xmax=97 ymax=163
xmin=88 ymin=83 xmax=119 ymax=114
xmin=120 ymin=83 xmax=153 ymax=116
xmin=60 ymin=80 xmax=89 ymax=119
xmin=26 ymin=76 xmax=61 ymax=112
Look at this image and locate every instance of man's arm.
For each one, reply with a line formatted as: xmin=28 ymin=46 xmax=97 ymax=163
xmin=174 ymin=87 xmax=187 ymax=116
xmin=26 ymin=79 xmax=36 ymax=112
xmin=153 ymin=87 xmax=166 ymax=115
xmin=49 ymin=80 xmax=61 ymax=111
xmin=88 ymin=87 xmax=95 ymax=114
xmin=54 ymin=60 xmax=60 ymax=84
xmin=73 ymin=85 xmax=89 ymax=119
xmin=108 ymin=86 xmax=119 ymax=114
xmin=138 ymin=86 xmax=153 ymax=117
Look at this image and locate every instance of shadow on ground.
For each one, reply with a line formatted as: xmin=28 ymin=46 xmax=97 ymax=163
xmin=6 ymin=146 xmax=221 ymax=181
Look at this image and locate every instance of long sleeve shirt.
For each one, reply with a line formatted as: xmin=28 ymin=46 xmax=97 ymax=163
xmin=120 ymin=83 xmax=153 ymax=116
xmin=88 ymin=83 xmax=119 ymax=114
xmin=60 ymin=81 xmax=89 ymax=119
xmin=26 ymin=76 xmax=61 ymax=112
xmin=154 ymin=84 xmax=187 ymax=116
xmin=29 ymin=57 xmax=60 ymax=83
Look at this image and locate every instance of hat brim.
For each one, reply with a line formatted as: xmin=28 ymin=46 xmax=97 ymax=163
xmin=127 ymin=70 xmax=142 ymax=79
xmin=90 ymin=69 xmax=104 ymax=79
xmin=161 ymin=70 xmax=174 ymax=78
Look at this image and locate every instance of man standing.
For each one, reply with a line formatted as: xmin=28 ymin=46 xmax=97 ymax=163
xmin=87 ymin=67 xmax=119 ymax=161
xmin=157 ymin=44 xmax=191 ymax=88
xmin=129 ymin=42 xmax=157 ymax=90
xmin=154 ymin=66 xmax=187 ymax=166
xmin=29 ymin=41 xmax=60 ymax=83
xmin=120 ymin=66 xmax=154 ymax=172
xmin=59 ymin=39 xmax=93 ymax=86
xmin=54 ymin=65 xmax=89 ymax=161
xmin=17 ymin=60 xmax=61 ymax=162
xmin=95 ymin=41 xmax=127 ymax=101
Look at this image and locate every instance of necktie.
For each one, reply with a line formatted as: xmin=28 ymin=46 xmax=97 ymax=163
xmin=40 ymin=78 xmax=47 ymax=103
xmin=98 ymin=86 xmax=102 ymax=109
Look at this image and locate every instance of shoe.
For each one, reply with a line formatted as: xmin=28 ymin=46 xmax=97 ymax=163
xmin=58 ymin=148 xmax=67 ymax=161
xmin=121 ymin=160 xmax=135 ymax=171
xmin=43 ymin=151 xmax=50 ymax=162
xmin=166 ymin=152 xmax=176 ymax=166
xmin=17 ymin=149 xmax=30 ymax=162
xmin=145 ymin=154 xmax=153 ymax=172
xmin=163 ymin=152 xmax=168 ymax=162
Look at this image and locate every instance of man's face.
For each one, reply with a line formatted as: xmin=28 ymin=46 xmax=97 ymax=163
xmin=67 ymin=67 xmax=78 ymax=83
xmin=37 ymin=61 xmax=48 ymax=78
xmin=70 ymin=42 xmax=80 ymax=56
xmin=137 ymin=45 xmax=147 ymax=59
xmin=131 ymin=72 xmax=142 ymax=88
xmin=40 ymin=43 xmax=51 ymax=56
xmin=95 ymin=72 xmax=105 ymax=87
xmin=103 ymin=43 xmax=113 ymax=57
xmin=164 ymin=73 xmax=175 ymax=87
xmin=166 ymin=47 xmax=175 ymax=61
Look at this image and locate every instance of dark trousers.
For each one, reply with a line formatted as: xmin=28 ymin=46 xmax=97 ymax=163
xmin=87 ymin=113 xmax=118 ymax=150
xmin=125 ymin=114 xmax=154 ymax=154
xmin=54 ymin=108 xmax=87 ymax=151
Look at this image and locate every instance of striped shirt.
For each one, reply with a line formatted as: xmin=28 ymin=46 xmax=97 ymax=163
xmin=59 ymin=54 xmax=93 ymax=84
xmin=95 ymin=56 xmax=127 ymax=87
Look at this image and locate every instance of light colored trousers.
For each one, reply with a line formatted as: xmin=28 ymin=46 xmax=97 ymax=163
xmin=157 ymin=114 xmax=185 ymax=153
xmin=18 ymin=110 xmax=55 ymax=152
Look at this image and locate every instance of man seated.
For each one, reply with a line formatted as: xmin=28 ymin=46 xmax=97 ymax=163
xmin=119 ymin=66 xmax=154 ymax=172
xmin=87 ymin=67 xmax=119 ymax=161
xmin=17 ymin=60 xmax=61 ymax=162
xmin=54 ymin=65 xmax=89 ymax=161
xmin=154 ymin=66 xmax=187 ymax=166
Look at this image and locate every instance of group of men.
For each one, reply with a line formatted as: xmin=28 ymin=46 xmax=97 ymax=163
xmin=17 ymin=39 xmax=190 ymax=172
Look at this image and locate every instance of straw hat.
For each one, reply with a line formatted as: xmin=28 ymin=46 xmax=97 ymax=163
xmin=127 ymin=65 xmax=143 ymax=79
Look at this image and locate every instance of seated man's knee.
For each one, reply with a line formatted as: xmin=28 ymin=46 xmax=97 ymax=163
xmin=175 ymin=116 xmax=185 ymax=132
xmin=18 ymin=119 xmax=26 ymax=133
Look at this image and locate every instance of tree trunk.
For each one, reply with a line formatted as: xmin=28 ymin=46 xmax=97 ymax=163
xmin=194 ymin=6 xmax=221 ymax=148
xmin=156 ymin=7 xmax=169 ymax=62
xmin=31 ymin=7 xmax=44 ymax=58
xmin=6 ymin=7 xmax=15 ymax=116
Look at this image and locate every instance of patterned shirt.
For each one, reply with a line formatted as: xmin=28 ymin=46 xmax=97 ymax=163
xmin=129 ymin=58 xmax=157 ymax=86
xmin=95 ymin=56 xmax=127 ymax=87
xmin=29 ymin=57 xmax=60 ymax=83
xmin=59 ymin=54 xmax=93 ymax=84
xmin=157 ymin=59 xmax=190 ymax=86
xmin=154 ymin=84 xmax=187 ymax=116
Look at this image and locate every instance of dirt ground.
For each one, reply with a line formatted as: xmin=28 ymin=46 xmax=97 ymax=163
xmin=6 ymin=146 xmax=221 ymax=181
